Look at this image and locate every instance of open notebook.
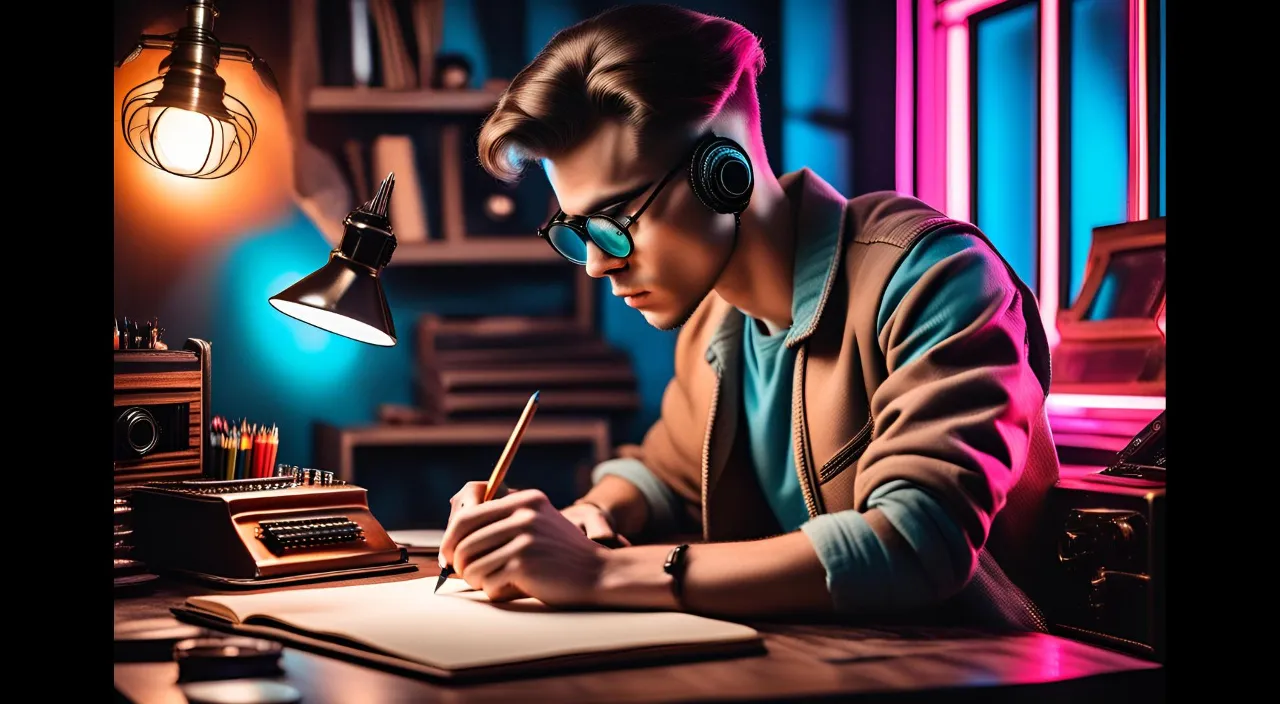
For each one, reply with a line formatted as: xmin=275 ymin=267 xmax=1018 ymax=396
xmin=172 ymin=577 xmax=764 ymax=681
xmin=385 ymin=529 xmax=444 ymax=556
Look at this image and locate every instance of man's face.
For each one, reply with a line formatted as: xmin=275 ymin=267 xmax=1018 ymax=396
xmin=543 ymin=120 xmax=737 ymax=331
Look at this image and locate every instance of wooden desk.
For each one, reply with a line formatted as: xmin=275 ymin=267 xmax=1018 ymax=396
xmin=114 ymin=557 xmax=1164 ymax=703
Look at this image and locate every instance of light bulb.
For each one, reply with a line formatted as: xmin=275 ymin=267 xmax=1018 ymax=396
xmin=147 ymin=106 xmax=231 ymax=176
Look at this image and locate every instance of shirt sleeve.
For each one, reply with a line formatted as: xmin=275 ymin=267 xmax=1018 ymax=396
xmin=800 ymin=228 xmax=1034 ymax=615
xmin=800 ymin=480 xmax=970 ymax=613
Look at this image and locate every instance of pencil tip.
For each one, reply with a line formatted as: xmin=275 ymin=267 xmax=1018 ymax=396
xmin=532 ymin=390 xmax=540 ymax=403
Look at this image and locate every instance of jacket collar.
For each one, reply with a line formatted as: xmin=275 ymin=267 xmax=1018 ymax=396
xmin=780 ymin=168 xmax=850 ymax=348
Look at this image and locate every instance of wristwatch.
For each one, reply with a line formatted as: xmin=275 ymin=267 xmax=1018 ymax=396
xmin=663 ymin=544 xmax=690 ymax=609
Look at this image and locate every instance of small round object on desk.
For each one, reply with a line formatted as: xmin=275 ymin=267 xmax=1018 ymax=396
xmin=174 ymin=637 xmax=285 ymax=682
xmin=179 ymin=680 xmax=301 ymax=704
xmin=114 ymin=616 xmax=208 ymax=662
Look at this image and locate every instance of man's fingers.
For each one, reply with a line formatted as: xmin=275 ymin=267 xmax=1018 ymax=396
xmin=439 ymin=491 xmax=532 ymax=566
xmin=580 ymin=511 xmax=616 ymax=540
xmin=461 ymin=533 xmax=533 ymax=598
xmin=450 ymin=481 xmax=488 ymax=508
xmin=453 ymin=509 xmax=536 ymax=576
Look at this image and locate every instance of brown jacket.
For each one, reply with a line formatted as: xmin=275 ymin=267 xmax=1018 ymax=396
xmin=629 ymin=169 xmax=1060 ymax=627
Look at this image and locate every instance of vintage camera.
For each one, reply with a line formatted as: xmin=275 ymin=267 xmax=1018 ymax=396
xmin=114 ymin=402 xmax=190 ymax=461
xmin=1044 ymin=417 xmax=1165 ymax=662
xmin=114 ymin=339 xmax=211 ymax=485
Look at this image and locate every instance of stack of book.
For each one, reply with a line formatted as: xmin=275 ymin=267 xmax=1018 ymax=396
xmin=378 ymin=315 xmax=640 ymax=424
xmin=114 ymin=488 xmax=157 ymax=593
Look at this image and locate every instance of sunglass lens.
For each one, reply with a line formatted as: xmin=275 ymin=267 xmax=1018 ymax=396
xmin=586 ymin=217 xmax=632 ymax=258
xmin=546 ymin=223 xmax=588 ymax=264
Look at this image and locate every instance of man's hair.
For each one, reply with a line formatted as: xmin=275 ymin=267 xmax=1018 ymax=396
xmin=477 ymin=4 xmax=766 ymax=182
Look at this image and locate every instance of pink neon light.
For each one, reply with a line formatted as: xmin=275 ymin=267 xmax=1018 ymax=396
xmin=1040 ymin=0 xmax=1061 ymax=348
xmin=940 ymin=0 xmax=1006 ymax=26
xmin=1047 ymin=393 xmax=1166 ymax=412
xmin=896 ymin=0 xmax=915 ymax=196
xmin=917 ymin=0 xmax=946 ymax=211
xmin=945 ymin=24 xmax=970 ymax=222
xmin=1129 ymin=0 xmax=1150 ymax=220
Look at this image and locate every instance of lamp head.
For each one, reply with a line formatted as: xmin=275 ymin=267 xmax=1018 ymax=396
xmin=119 ymin=0 xmax=272 ymax=179
xmin=269 ymin=174 xmax=400 ymax=347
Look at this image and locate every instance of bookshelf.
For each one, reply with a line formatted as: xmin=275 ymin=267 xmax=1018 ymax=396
xmin=391 ymin=240 xmax=562 ymax=266
xmin=314 ymin=418 xmax=611 ymax=485
xmin=290 ymin=3 xmax=634 ymax=510
xmin=307 ymin=86 xmax=504 ymax=113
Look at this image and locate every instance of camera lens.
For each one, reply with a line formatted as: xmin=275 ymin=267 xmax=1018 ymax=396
xmin=119 ymin=407 xmax=160 ymax=456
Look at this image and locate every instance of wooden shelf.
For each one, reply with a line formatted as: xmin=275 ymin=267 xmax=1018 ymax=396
xmin=389 ymin=239 xmax=567 ymax=266
xmin=314 ymin=418 xmax=612 ymax=484
xmin=307 ymin=87 xmax=503 ymax=114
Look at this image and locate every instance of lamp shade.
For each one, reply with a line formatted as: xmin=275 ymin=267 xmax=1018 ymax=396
xmin=270 ymin=173 xmax=399 ymax=346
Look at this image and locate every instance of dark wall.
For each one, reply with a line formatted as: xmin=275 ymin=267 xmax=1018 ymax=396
xmin=848 ymin=0 xmax=899 ymax=195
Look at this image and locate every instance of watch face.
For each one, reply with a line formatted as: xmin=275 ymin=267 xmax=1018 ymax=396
xmin=664 ymin=544 xmax=688 ymax=573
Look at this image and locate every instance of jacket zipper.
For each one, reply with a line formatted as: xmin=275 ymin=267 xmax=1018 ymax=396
xmin=790 ymin=346 xmax=820 ymax=519
xmin=818 ymin=418 xmax=874 ymax=484
xmin=700 ymin=370 xmax=723 ymax=542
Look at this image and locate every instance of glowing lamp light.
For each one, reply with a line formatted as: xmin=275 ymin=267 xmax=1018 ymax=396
xmin=118 ymin=0 xmax=278 ymax=179
xmin=270 ymin=174 xmax=401 ymax=347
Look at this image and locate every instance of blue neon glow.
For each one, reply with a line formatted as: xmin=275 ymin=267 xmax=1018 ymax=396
xmin=439 ymin=0 xmax=491 ymax=87
xmin=525 ymin=0 xmax=576 ymax=58
xmin=975 ymin=2 xmax=1039 ymax=291
xmin=1069 ymin=0 xmax=1128 ymax=304
xmin=782 ymin=0 xmax=850 ymax=195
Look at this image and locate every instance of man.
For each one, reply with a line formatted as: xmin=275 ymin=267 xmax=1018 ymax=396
xmin=438 ymin=4 xmax=1059 ymax=629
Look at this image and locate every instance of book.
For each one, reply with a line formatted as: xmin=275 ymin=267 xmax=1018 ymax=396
xmin=369 ymin=0 xmax=417 ymax=90
xmin=172 ymin=577 xmax=763 ymax=681
xmin=317 ymin=0 xmax=354 ymax=86
xmin=351 ymin=0 xmax=378 ymax=87
xmin=370 ymin=134 xmax=430 ymax=242
xmin=410 ymin=0 xmax=445 ymax=88
xmin=342 ymin=138 xmax=371 ymax=206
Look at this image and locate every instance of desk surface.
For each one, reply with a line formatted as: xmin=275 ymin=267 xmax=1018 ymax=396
xmin=114 ymin=557 xmax=1163 ymax=703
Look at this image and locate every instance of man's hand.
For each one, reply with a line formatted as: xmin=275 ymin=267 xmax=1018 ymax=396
xmin=560 ymin=502 xmax=632 ymax=546
xmin=438 ymin=487 xmax=612 ymax=606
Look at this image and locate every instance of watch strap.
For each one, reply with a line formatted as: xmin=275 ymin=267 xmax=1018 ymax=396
xmin=663 ymin=544 xmax=690 ymax=608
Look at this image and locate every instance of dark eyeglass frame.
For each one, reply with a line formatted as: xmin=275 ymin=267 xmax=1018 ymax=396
xmin=537 ymin=149 xmax=690 ymax=265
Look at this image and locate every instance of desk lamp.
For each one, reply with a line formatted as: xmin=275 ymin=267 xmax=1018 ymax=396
xmin=269 ymin=173 xmax=400 ymax=347
xmin=118 ymin=0 xmax=278 ymax=179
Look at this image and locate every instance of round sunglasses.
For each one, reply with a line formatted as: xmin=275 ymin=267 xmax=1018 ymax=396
xmin=537 ymin=150 xmax=688 ymax=265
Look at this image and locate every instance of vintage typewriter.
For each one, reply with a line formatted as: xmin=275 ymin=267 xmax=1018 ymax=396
xmin=130 ymin=469 xmax=414 ymax=587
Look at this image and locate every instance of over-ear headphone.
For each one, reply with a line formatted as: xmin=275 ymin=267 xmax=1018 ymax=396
xmin=688 ymin=134 xmax=754 ymax=216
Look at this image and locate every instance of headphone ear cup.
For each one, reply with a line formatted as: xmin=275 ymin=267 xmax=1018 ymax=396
xmin=688 ymin=136 xmax=754 ymax=215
